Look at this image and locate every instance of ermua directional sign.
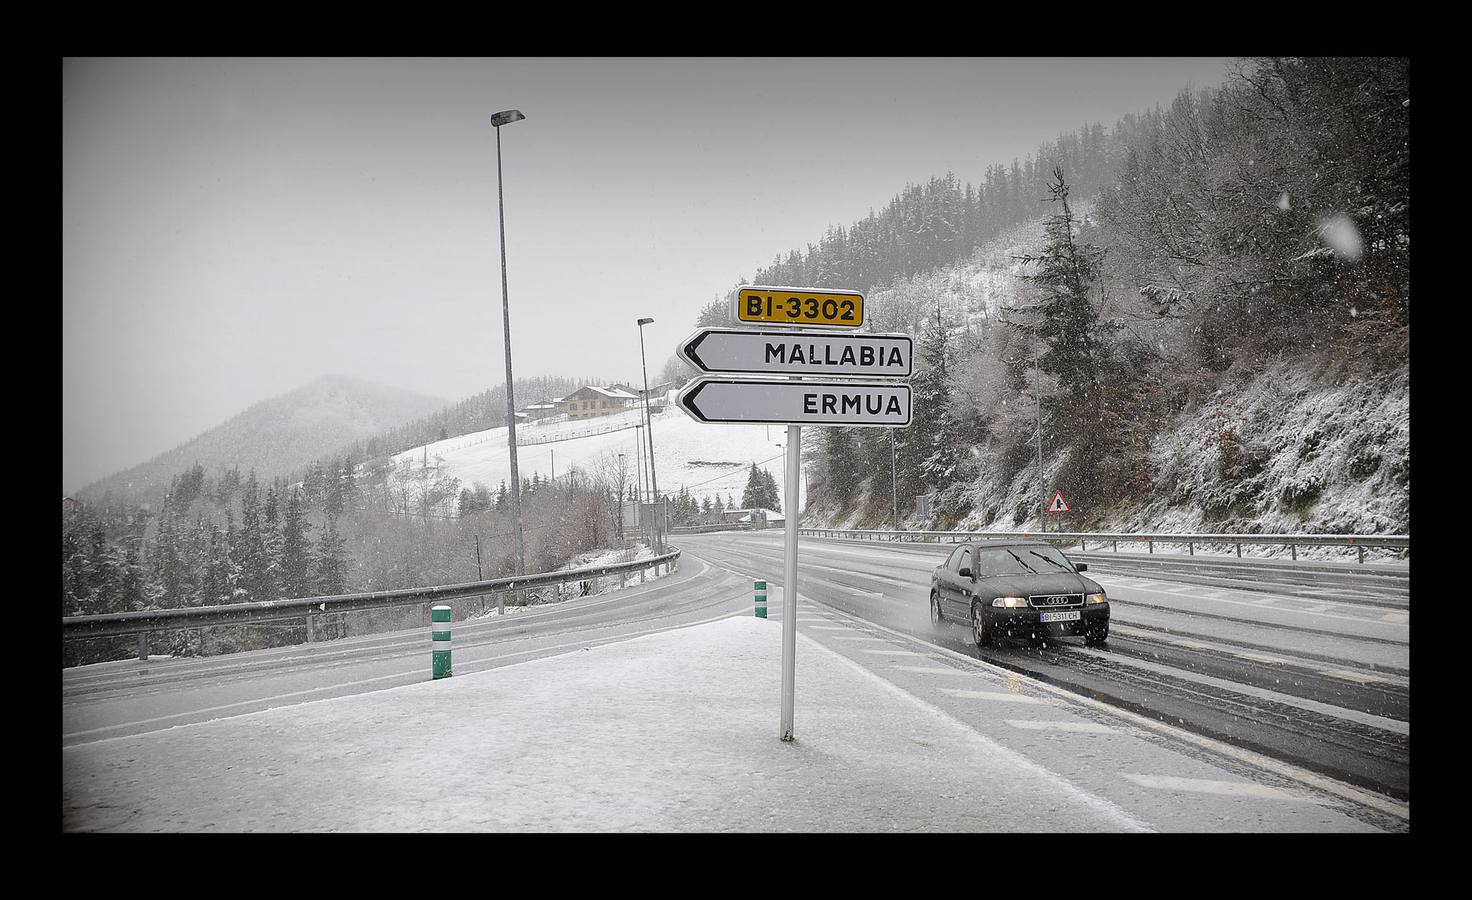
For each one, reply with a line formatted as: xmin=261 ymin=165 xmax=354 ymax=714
xmin=678 ymin=328 xmax=913 ymax=378
xmin=734 ymin=286 xmax=864 ymax=329
xmin=678 ymin=377 xmax=911 ymax=427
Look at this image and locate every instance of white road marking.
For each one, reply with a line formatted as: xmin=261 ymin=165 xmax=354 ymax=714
xmin=1381 ymin=611 xmax=1409 ymax=624
xmin=832 ymin=636 xmax=888 ymax=642
xmin=892 ymin=666 xmax=971 ymax=675
xmin=1072 ymin=647 xmax=1409 ymax=736
xmin=938 ymin=689 xmax=1051 ymax=704
xmin=811 ymin=601 xmax=1408 ymax=822
xmin=1117 ymin=584 xmax=1407 ymax=629
xmin=1121 ymin=773 xmax=1320 ymax=805
xmin=1006 ymin=719 xmax=1118 ymax=734
xmin=857 ymin=649 xmax=929 ymax=657
xmin=1235 ymin=652 xmax=1288 ymax=665
xmin=807 ymin=626 xmax=853 ymax=631
xmin=1318 ymin=668 xmax=1384 ymax=684
xmin=1166 ymin=638 xmax=1216 ymax=651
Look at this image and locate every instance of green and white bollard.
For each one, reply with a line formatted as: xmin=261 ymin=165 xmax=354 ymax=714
xmin=431 ymin=605 xmax=453 ymax=679
xmin=754 ymin=580 xmax=767 ymax=618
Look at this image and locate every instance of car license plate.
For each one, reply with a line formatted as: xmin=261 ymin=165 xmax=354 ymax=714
xmin=1039 ymin=610 xmax=1081 ymax=623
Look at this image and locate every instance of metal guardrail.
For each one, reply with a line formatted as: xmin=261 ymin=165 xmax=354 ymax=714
xmin=797 ymin=529 xmax=1408 ymax=564
xmin=62 ymin=548 xmax=682 ymax=645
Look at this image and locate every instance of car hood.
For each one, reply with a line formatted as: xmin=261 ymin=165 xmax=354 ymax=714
xmin=972 ymin=572 xmax=1100 ymax=598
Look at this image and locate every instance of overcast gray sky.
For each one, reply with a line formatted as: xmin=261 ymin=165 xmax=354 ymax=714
xmin=62 ymin=57 xmax=1229 ymax=493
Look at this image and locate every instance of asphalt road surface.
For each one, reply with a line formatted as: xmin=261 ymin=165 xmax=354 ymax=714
xmin=63 ymin=530 xmax=1409 ymax=831
xmin=677 ymin=531 xmax=1409 ymax=808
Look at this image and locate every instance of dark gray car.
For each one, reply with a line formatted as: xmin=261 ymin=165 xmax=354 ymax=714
xmin=929 ymin=541 xmax=1110 ymax=646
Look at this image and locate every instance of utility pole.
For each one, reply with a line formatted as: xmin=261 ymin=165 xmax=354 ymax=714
xmin=1035 ymin=351 xmax=1044 ymax=534
xmin=891 ymin=431 xmax=898 ymax=530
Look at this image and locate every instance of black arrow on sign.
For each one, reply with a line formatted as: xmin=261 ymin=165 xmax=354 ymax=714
xmin=682 ymin=330 xmax=712 ymax=372
xmin=678 ymin=379 xmax=712 ymax=423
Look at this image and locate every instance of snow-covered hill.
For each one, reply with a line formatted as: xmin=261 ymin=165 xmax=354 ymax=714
xmin=392 ymin=395 xmax=804 ymax=510
xmin=79 ymin=375 xmax=448 ymax=501
xmin=806 ymin=211 xmax=1410 ymax=544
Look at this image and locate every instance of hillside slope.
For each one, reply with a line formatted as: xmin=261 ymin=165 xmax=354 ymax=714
xmin=79 ymin=375 xmax=448 ymax=500
xmin=392 ymin=399 xmax=802 ymax=511
xmin=805 ymin=219 xmax=1411 ymax=542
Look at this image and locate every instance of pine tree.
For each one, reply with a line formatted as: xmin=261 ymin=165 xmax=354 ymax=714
xmin=119 ymin=544 xmax=147 ymax=612
xmin=339 ymin=457 xmax=359 ymax=514
xmin=325 ymin=457 xmax=344 ymax=518
xmin=279 ymin=487 xmax=314 ymax=599
xmin=202 ymin=522 xmax=234 ymax=606
xmin=238 ymin=471 xmax=277 ymax=603
xmin=315 ymin=514 xmax=348 ymax=596
xmin=152 ymin=491 xmax=188 ymax=607
xmin=911 ymin=303 xmax=962 ymax=490
xmin=1006 ymin=166 xmax=1106 ymax=402
xmin=741 ymin=464 xmax=763 ymax=510
xmin=762 ymin=469 xmax=781 ymax=512
xmin=822 ymin=427 xmax=859 ymax=506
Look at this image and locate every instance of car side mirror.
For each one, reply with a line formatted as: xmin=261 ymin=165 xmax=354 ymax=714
xmin=958 ymin=566 xmax=972 ymax=578
xmin=1075 ymin=563 xmax=1088 ymax=572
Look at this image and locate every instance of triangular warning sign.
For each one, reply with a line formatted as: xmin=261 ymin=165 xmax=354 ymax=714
xmin=1047 ymin=490 xmax=1070 ymax=513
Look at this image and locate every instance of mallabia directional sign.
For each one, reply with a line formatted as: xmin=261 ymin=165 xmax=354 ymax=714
xmin=677 ymin=376 xmax=911 ymax=427
xmin=678 ymin=328 xmax=913 ymax=378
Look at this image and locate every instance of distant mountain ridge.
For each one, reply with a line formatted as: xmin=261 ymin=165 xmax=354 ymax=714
xmin=77 ymin=375 xmax=447 ymax=501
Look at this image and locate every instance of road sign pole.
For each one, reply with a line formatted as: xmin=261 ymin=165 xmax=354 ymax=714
xmin=780 ymin=422 xmax=800 ymax=742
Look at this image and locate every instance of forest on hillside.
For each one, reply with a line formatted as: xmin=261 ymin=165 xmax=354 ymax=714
xmin=64 ymin=371 xmax=623 ymax=666
xmin=680 ymin=58 xmax=1408 ymax=531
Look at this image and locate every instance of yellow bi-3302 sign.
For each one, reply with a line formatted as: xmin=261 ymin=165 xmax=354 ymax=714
xmin=735 ymin=286 xmax=864 ymax=329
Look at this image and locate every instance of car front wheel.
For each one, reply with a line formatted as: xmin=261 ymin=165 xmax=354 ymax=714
xmin=930 ymin=592 xmax=944 ymax=629
xmin=1085 ymin=622 xmax=1110 ymax=647
xmin=972 ymin=601 xmax=992 ymax=647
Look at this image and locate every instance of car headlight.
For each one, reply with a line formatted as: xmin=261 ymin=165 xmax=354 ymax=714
xmin=991 ymin=596 xmax=1028 ymax=608
xmin=1086 ymin=592 xmax=1107 ymax=604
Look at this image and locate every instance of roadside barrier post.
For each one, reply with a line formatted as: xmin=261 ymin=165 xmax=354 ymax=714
xmin=431 ymin=605 xmax=452 ymax=679
xmin=755 ymin=580 xmax=767 ymax=618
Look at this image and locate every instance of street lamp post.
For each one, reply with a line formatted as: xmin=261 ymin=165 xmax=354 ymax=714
xmin=637 ymin=317 xmax=661 ymax=552
xmin=491 ymin=108 xmax=527 ymax=579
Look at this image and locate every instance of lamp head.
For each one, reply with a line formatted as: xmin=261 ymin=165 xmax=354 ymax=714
xmin=491 ymin=109 xmax=526 ymax=128
xmin=637 ymin=317 xmax=654 ymax=326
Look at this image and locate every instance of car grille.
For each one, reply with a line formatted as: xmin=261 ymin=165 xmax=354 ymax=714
xmin=1028 ymin=593 xmax=1083 ymax=608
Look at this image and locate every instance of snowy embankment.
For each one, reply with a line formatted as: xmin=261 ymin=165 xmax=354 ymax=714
xmin=811 ymin=356 xmax=1410 ymax=563
xmin=392 ymin=394 xmax=803 ymax=509
xmin=62 ymin=615 xmax=1147 ymax=832
xmin=949 ymin=356 xmax=1407 ymax=552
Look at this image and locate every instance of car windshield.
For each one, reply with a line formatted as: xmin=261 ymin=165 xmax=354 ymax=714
xmin=972 ymin=546 xmax=1076 ymax=578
